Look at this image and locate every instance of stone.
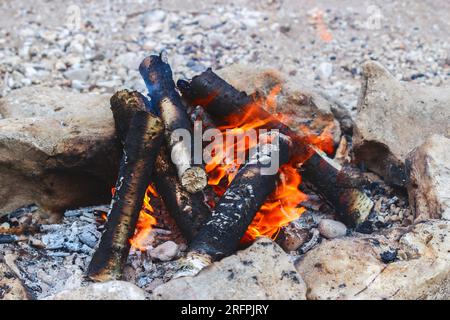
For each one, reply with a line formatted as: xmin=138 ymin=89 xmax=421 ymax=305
xmin=216 ymin=64 xmax=345 ymax=146
xmin=46 ymin=281 xmax=147 ymax=300
xmin=295 ymin=220 xmax=450 ymax=300
xmin=406 ymin=135 xmax=450 ymax=221
xmin=279 ymin=226 xmax=310 ymax=252
xmin=0 ymin=85 xmax=120 ymax=214
xmin=63 ymin=68 xmax=90 ymax=82
xmin=0 ymin=261 xmax=30 ymax=300
xmin=152 ymin=237 xmax=307 ymax=300
xmin=353 ymin=61 xmax=450 ymax=186
xmin=149 ymin=241 xmax=180 ymax=261
xmin=318 ymin=219 xmax=347 ymax=239
xmin=78 ymin=231 xmax=98 ymax=248
xmin=116 ymin=52 xmax=141 ymax=70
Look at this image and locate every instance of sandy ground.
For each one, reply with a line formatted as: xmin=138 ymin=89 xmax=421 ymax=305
xmin=0 ymin=0 xmax=449 ymax=111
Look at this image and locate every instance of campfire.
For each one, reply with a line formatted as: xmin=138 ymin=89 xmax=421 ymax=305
xmin=1 ymin=54 xmax=448 ymax=301
xmin=85 ymin=53 xmax=374 ymax=282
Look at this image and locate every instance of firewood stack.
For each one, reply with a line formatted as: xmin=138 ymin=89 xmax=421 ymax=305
xmin=87 ymin=53 xmax=375 ymax=281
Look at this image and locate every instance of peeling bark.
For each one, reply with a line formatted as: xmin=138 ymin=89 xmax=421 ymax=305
xmin=140 ymin=55 xmax=207 ymax=193
xmin=87 ymin=111 xmax=164 ymax=282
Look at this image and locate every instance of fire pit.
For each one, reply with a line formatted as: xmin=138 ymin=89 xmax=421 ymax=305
xmin=0 ymin=55 xmax=449 ymax=301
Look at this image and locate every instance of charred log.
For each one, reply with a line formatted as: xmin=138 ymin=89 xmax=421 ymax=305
xmin=0 ymin=234 xmax=22 ymax=244
xmin=110 ymin=90 xmax=154 ymax=145
xmin=87 ymin=111 xmax=164 ymax=282
xmin=178 ymin=69 xmax=374 ymax=227
xmin=189 ymin=133 xmax=291 ymax=260
xmin=109 ymin=90 xmax=211 ymax=241
xmin=301 ymin=147 xmax=373 ymax=227
xmin=153 ymin=145 xmax=211 ymax=240
xmin=140 ymin=55 xmax=207 ymax=193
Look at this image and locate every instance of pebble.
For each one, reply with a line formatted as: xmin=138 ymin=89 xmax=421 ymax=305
xmin=149 ymin=241 xmax=180 ymax=261
xmin=280 ymin=227 xmax=310 ymax=252
xmin=63 ymin=68 xmax=90 ymax=82
xmin=318 ymin=219 xmax=347 ymax=239
xmin=78 ymin=231 xmax=98 ymax=248
xmin=0 ymin=222 xmax=10 ymax=229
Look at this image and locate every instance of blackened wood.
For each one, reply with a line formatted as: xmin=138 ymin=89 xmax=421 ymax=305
xmin=140 ymin=55 xmax=207 ymax=193
xmin=301 ymin=147 xmax=373 ymax=227
xmin=87 ymin=111 xmax=164 ymax=282
xmin=189 ymin=133 xmax=291 ymax=260
xmin=153 ymin=145 xmax=211 ymax=240
xmin=110 ymin=90 xmax=211 ymax=241
xmin=177 ymin=70 xmax=310 ymax=163
xmin=0 ymin=234 xmax=17 ymax=244
xmin=178 ymin=69 xmax=374 ymax=227
xmin=110 ymin=90 xmax=152 ymax=145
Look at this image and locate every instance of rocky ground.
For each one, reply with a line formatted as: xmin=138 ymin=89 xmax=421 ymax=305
xmin=0 ymin=0 xmax=449 ymax=113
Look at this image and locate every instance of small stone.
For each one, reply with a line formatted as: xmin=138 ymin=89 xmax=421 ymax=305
xmin=78 ymin=231 xmax=98 ymax=248
xmin=279 ymin=227 xmax=310 ymax=252
xmin=116 ymin=52 xmax=140 ymax=70
xmin=149 ymin=241 xmax=179 ymax=261
xmin=64 ymin=68 xmax=90 ymax=82
xmin=0 ymin=222 xmax=10 ymax=229
xmin=380 ymin=249 xmax=398 ymax=263
xmin=71 ymin=80 xmax=88 ymax=90
xmin=29 ymin=237 xmax=46 ymax=249
xmin=141 ymin=10 xmax=166 ymax=25
xmin=319 ymin=62 xmax=333 ymax=79
xmin=318 ymin=219 xmax=347 ymax=239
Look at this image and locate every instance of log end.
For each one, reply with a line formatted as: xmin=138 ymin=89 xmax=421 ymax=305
xmin=340 ymin=189 xmax=374 ymax=227
xmin=173 ymin=251 xmax=212 ymax=279
xmin=181 ymin=166 xmax=208 ymax=194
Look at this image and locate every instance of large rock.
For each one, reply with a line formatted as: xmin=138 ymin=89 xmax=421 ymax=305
xmin=353 ymin=61 xmax=450 ymax=186
xmin=0 ymin=86 xmax=120 ymax=214
xmin=216 ymin=64 xmax=346 ymax=145
xmin=46 ymin=281 xmax=147 ymax=300
xmin=406 ymin=135 xmax=450 ymax=221
xmin=152 ymin=237 xmax=307 ymax=300
xmin=295 ymin=220 xmax=450 ymax=299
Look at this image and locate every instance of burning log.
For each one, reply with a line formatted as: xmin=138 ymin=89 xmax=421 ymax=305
xmin=178 ymin=70 xmax=374 ymax=227
xmin=109 ymin=90 xmax=211 ymax=241
xmin=153 ymin=145 xmax=212 ymax=240
xmin=110 ymin=90 xmax=154 ymax=145
xmin=301 ymin=147 xmax=373 ymax=227
xmin=87 ymin=111 xmax=164 ymax=282
xmin=139 ymin=54 xmax=207 ymax=194
xmin=177 ymin=133 xmax=291 ymax=276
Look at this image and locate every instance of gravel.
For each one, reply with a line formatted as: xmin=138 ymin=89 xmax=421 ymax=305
xmin=0 ymin=0 xmax=448 ymax=114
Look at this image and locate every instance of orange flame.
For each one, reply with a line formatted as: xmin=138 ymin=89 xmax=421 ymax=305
xmin=241 ymin=164 xmax=307 ymax=243
xmin=205 ymin=84 xmax=334 ymax=243
xmin=111 ymin=184 xmax=159 ymax=252
xmin=129 ymin=184 xmax=158 ymax=251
